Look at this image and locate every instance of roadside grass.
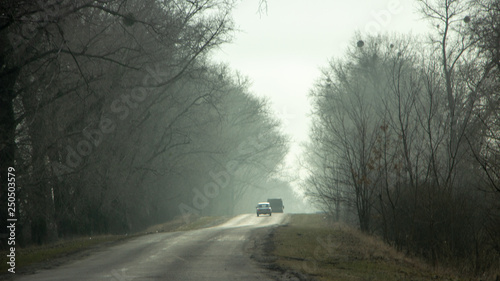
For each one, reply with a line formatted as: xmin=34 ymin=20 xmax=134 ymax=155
xmin=0 ymin=234 xmax=123 ymax=275
xmin=272 ymin=214 xmax=463 ymax=281
xmin=0 ymin=215 xmax=230 ymax=275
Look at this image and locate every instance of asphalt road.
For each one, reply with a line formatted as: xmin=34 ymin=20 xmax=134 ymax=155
xmin=14 ymin=213 xmax=288 ymax=281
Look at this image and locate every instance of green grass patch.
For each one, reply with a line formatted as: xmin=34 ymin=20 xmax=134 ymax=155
xmin=272 ymin=214 xmax=462 ymax=281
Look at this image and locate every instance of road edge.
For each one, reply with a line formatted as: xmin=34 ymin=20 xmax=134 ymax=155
xmin=246 ymin=214 xmax=318 ymax=281
xmin=0 ymin=215 xmax=233 ymax=280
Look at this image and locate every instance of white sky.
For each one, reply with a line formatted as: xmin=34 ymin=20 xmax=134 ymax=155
xmin=213 ymin=0 xmax=431 ymax=175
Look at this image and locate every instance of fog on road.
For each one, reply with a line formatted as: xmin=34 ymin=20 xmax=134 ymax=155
xmin=14 ymin=213 xmax=288 ymax=281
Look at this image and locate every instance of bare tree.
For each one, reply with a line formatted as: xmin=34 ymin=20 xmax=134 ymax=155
xmin=0 ymin=0 xmax=236 ymax=246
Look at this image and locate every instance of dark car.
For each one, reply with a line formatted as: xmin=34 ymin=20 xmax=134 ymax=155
xmin=267 ymin=198 xmax=284 ymax=213
xmin=256 ymin=202 xmax=272 ymax=216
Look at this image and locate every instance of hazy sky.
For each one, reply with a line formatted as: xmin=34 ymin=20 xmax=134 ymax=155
xmin=213 ymin=0 xmax=431 ymax=170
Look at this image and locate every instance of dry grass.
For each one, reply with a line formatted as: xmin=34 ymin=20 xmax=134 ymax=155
xmin=272 ymin=214 xmax=466 ymax=281
xmin=0 ymin=234 xmax=122 ymax=276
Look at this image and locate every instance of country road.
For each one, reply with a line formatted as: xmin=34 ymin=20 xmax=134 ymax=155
xmin=13 ymin=213 xmax=288 ymax=281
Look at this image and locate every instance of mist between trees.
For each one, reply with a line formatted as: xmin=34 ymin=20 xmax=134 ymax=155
xmin=304 ymin=0 xmax=499 ymax=275
xmin=0 ymin=0 xmax=290 ymax=248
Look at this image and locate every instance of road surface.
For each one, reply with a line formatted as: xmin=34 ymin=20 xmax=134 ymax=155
xmin=14 ymin=213 xmax=287 ymax=281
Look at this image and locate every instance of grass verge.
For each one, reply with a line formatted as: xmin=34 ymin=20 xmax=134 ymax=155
xmin=1 ymin=235 xmax=123 ymax=275
xmin=271 ymin=214 xmax=465 ymax=281
xmin=0 ymin=215 xmax=230 ymax=276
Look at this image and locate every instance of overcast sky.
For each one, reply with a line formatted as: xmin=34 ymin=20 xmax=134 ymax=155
xmin=213 ymin=0 xmax=432 ymax=173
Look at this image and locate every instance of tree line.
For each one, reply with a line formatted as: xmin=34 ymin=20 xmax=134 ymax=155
xmin=305 ymin=0 xmax=499 ymax=275
xmin=0 ymin=0 xmax=288 ymax=247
